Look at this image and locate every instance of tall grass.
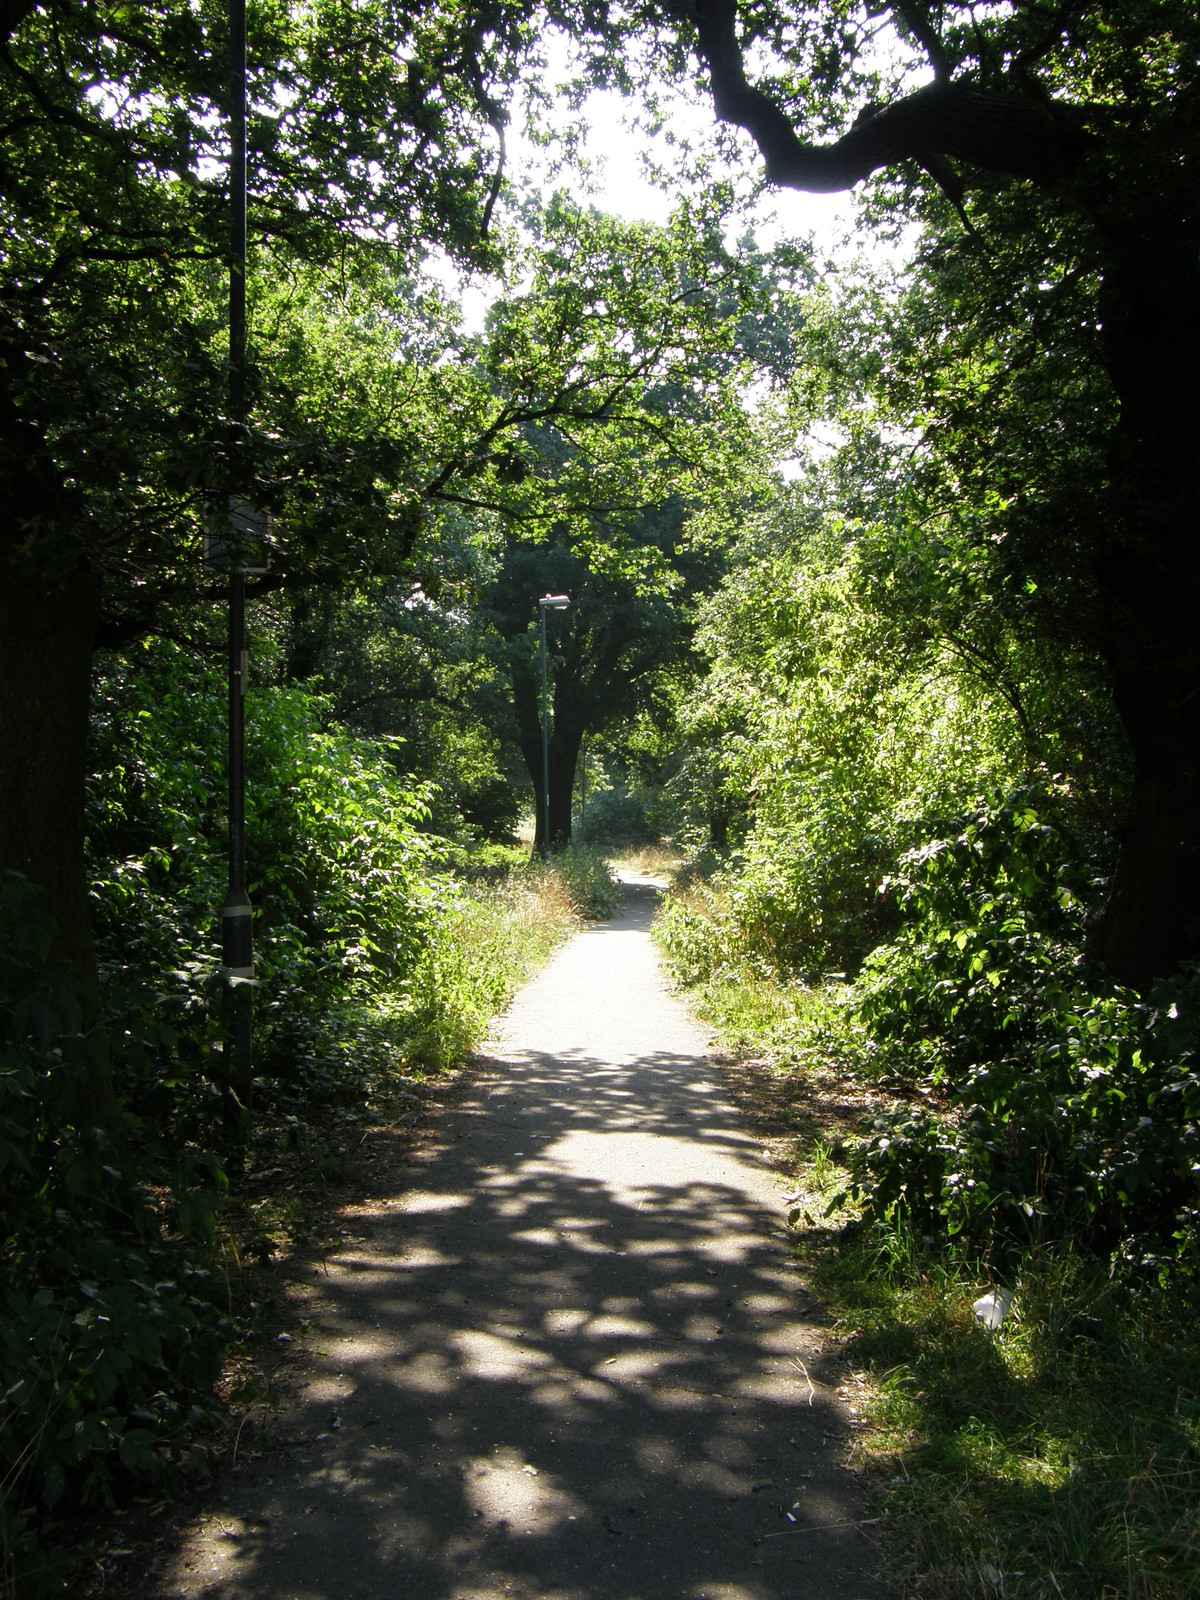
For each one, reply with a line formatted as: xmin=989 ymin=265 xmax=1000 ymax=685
xmin=819 ymin=1233 xmax=1200 ymax=1599
xmin=541 ymin=844 xmax=624 ymax=921
xmin=656 ymin=877 xmax=866 ymax=1072
xmin=610 ymin=843 xmax=689 ymax=881
xmin=654 ymin=881 xmax=1200 ymax=1600
xmin=401 ymin=850 xmax=608 ymax=1068
xmin=247 ymin=847 xmax=619 ymax=1118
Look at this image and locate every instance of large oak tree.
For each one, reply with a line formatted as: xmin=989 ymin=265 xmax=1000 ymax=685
xmin=485 ymin=499 xmax=718 ymax=853
xmin=632 ymin=0 xmax=1199 ymax=987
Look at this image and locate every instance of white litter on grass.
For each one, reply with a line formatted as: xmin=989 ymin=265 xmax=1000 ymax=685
xmin=972 ymin=1288 xmax=1013 ymax=1330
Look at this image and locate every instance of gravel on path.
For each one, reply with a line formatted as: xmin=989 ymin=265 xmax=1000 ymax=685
xmin=153 ymin=875 xmax=885 ymax=1600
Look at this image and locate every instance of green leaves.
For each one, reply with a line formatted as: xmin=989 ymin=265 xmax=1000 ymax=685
xmin=839 ymin=789 xmax=1200 ymax=1266
xmin=0 ymin=874 xmax=229 ymax=1590
xmin=171 ymin=1149 xmax=228 ymax=1242
xmin=654 ymin=454 xmax=1196 ymax=1272
xmin=436 ymin=195 xmax=773 ymax=557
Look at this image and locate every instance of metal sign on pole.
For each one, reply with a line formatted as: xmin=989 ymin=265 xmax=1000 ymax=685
xmin=538 ymin=594 xmax=570 ymax=859
xmin=203 ymin=496 xmax=272 ymax=573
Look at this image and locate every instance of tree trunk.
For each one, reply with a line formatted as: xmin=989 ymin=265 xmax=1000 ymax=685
xmin=509 ymin=638 xmax=585 ymax=856
xmin=523 ymin=717 xmax=582 ymax=856
xmin=0 ymin=555 xmax=104 ymax=1024
xmin=708 ymin=802 xmax=729 ymax=852
xmin=546 ymin=722 xmax=580 ymax=850
xmin=0 ymin=317 xmax=105 ymax=1026
xmin=1087 ymin=720 xmax=1200 ymax=989
xmin=1086 ymin=229 xmax=1200 ymax=988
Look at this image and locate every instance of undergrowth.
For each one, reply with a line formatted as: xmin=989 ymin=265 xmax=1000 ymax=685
xmin=662 ymin=925 xmax=1200 ymax=1596
xmin=818 ymin=1231 xmax=1200 ymax=1599
xmin=1 ymin=843 xmax=613 ymax=1597
xmin=653 ymin=789 xmax=1200 ymax=1599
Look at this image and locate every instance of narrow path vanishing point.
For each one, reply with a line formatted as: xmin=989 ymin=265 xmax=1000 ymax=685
xmin=156 ymin=876 xmax=885 ymax=1600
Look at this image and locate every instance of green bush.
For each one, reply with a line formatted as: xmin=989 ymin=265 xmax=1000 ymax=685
xmin=654 ymin=876 xmax=744 ymax=987
xmin=541 ymin=844 xmax=623 ymax=920
xmin=88 ymin=644 xmax=443 ymax=1121
xmin=87 ymin=645 xmax=617 ymax=1125
xmin=577 ymin=785 xmax=653 ymax=848
xmin=247 ymin=686 xmax=439 ymax=1001
xmin=840 ymin=790 xmax=1200 ymax=1268
xmin=660 ymin=783 xmax=1200 ymax=1272
xmin=666 ymin=529 xmax=1026 ymax=981
xmin=0 ymin=873 xmax=228 ymax=1599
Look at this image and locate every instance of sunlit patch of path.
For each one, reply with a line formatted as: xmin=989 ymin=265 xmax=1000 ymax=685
xmin=155 ymin=874 xmax=885 ymax=1600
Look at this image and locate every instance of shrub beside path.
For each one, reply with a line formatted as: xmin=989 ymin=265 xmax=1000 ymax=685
xmin=152 ymin=875 xmax=885 ymax=1599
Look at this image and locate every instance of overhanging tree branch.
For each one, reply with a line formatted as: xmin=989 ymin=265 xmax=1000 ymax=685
xmin=691 ymin=0 xmax=1088 ymax=192
xmin=891 ymin=0 xmax=953 ymax=83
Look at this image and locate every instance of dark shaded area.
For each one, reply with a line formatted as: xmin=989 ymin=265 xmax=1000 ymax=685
xmin=147 ymin=884 xmax=882 ymax=1600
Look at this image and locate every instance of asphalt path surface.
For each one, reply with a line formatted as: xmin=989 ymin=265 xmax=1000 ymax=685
xmin=156 ymin=875 xmax=884 ymax=1600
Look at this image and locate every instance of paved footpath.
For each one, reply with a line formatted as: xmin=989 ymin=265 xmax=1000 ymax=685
xmin=156 ymin=876 xmax=885 ymax=1600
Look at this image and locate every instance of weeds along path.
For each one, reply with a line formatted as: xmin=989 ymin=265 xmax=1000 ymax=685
xmin=155 ymin=875 xmax=884 ymax=1600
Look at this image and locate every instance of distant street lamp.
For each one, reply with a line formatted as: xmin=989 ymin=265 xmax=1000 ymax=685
xmin=539 ymin=594 xmax=570 ymax=860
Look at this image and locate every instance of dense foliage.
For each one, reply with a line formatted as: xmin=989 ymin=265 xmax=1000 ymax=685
xmin=1 ymin=634 xmax=623 ymax=1594
xmin=0 ymin=870 xmax=229 ymax=1595
xmin=5 ymin=0 xmax=1200 ymax=1593
xmin=847 ymin=794 xmax=1200 ymax=1269
xmin=657 ymin=377 xmax=1200 ymax=1278
xmin=648 ymin=221 xmax=1195 ymax=1270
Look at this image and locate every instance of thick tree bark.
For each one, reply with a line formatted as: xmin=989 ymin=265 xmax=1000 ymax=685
xmin=1089 ymin=739 xmax=1200 ymax=989
xmin=0 ymin=555 xmax=104 ymax=1024
xmin=0 ymin=313 xmax=105 ymax=1025
xmin=708 ymin=800 xmax=729 ymax=852
xmin=508 ymin=637 xmax=590 ymax=854
xmin=1085 ymin=231 xmax=1200 ymax=986
xmin=685 ymin=3 xmax=1200 ymax=986
xmin=520 ymin=709 xmax=582 ymax=855
xmin=691 ymin=0 xmax=1087 ymax=191
xmin=540 ymin=724 xmax=583 ymax=854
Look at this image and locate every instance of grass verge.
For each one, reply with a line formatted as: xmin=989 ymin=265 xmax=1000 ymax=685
xmin=610 ymin=842 xmax=690 ymax=882
xmin=657 ymin=940 xmax=1200 ymax=1600
xmin=818 ymin=1229 xmax=1200 ymax=1600
xmin=43 ymin=848 xmax=614 ymax=1600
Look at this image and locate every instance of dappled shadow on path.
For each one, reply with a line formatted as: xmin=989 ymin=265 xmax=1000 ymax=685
xmin=158 ymin=885 xmax=881 ymax=1600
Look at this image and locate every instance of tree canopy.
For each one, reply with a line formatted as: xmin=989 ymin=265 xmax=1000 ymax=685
xmin=5 ymin=6 xmax=1200 ymax=1590
xmin=669 ymin=0 xmax=1199 ymax=989
xmin=0 ymin=1 xmax=784 ymax=1003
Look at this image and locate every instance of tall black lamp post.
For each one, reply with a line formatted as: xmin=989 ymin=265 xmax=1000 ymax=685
xmin=222 ymin=0 xmax=254 ymax=1113
xmin=538 ymin=594 xmax=570 ymax=859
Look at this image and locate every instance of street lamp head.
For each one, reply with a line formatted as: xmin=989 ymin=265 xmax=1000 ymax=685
xmin=539 ymin=593 xmax=571 ymax=610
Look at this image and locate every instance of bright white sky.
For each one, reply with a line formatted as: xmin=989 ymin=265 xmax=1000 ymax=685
xmin=526 ymin=83 xmax=860 ymax=244
xmin=454 ymin=37 xmax=874 ymax=331
xmin=529 ymin=22 xmax=924 ymax=257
